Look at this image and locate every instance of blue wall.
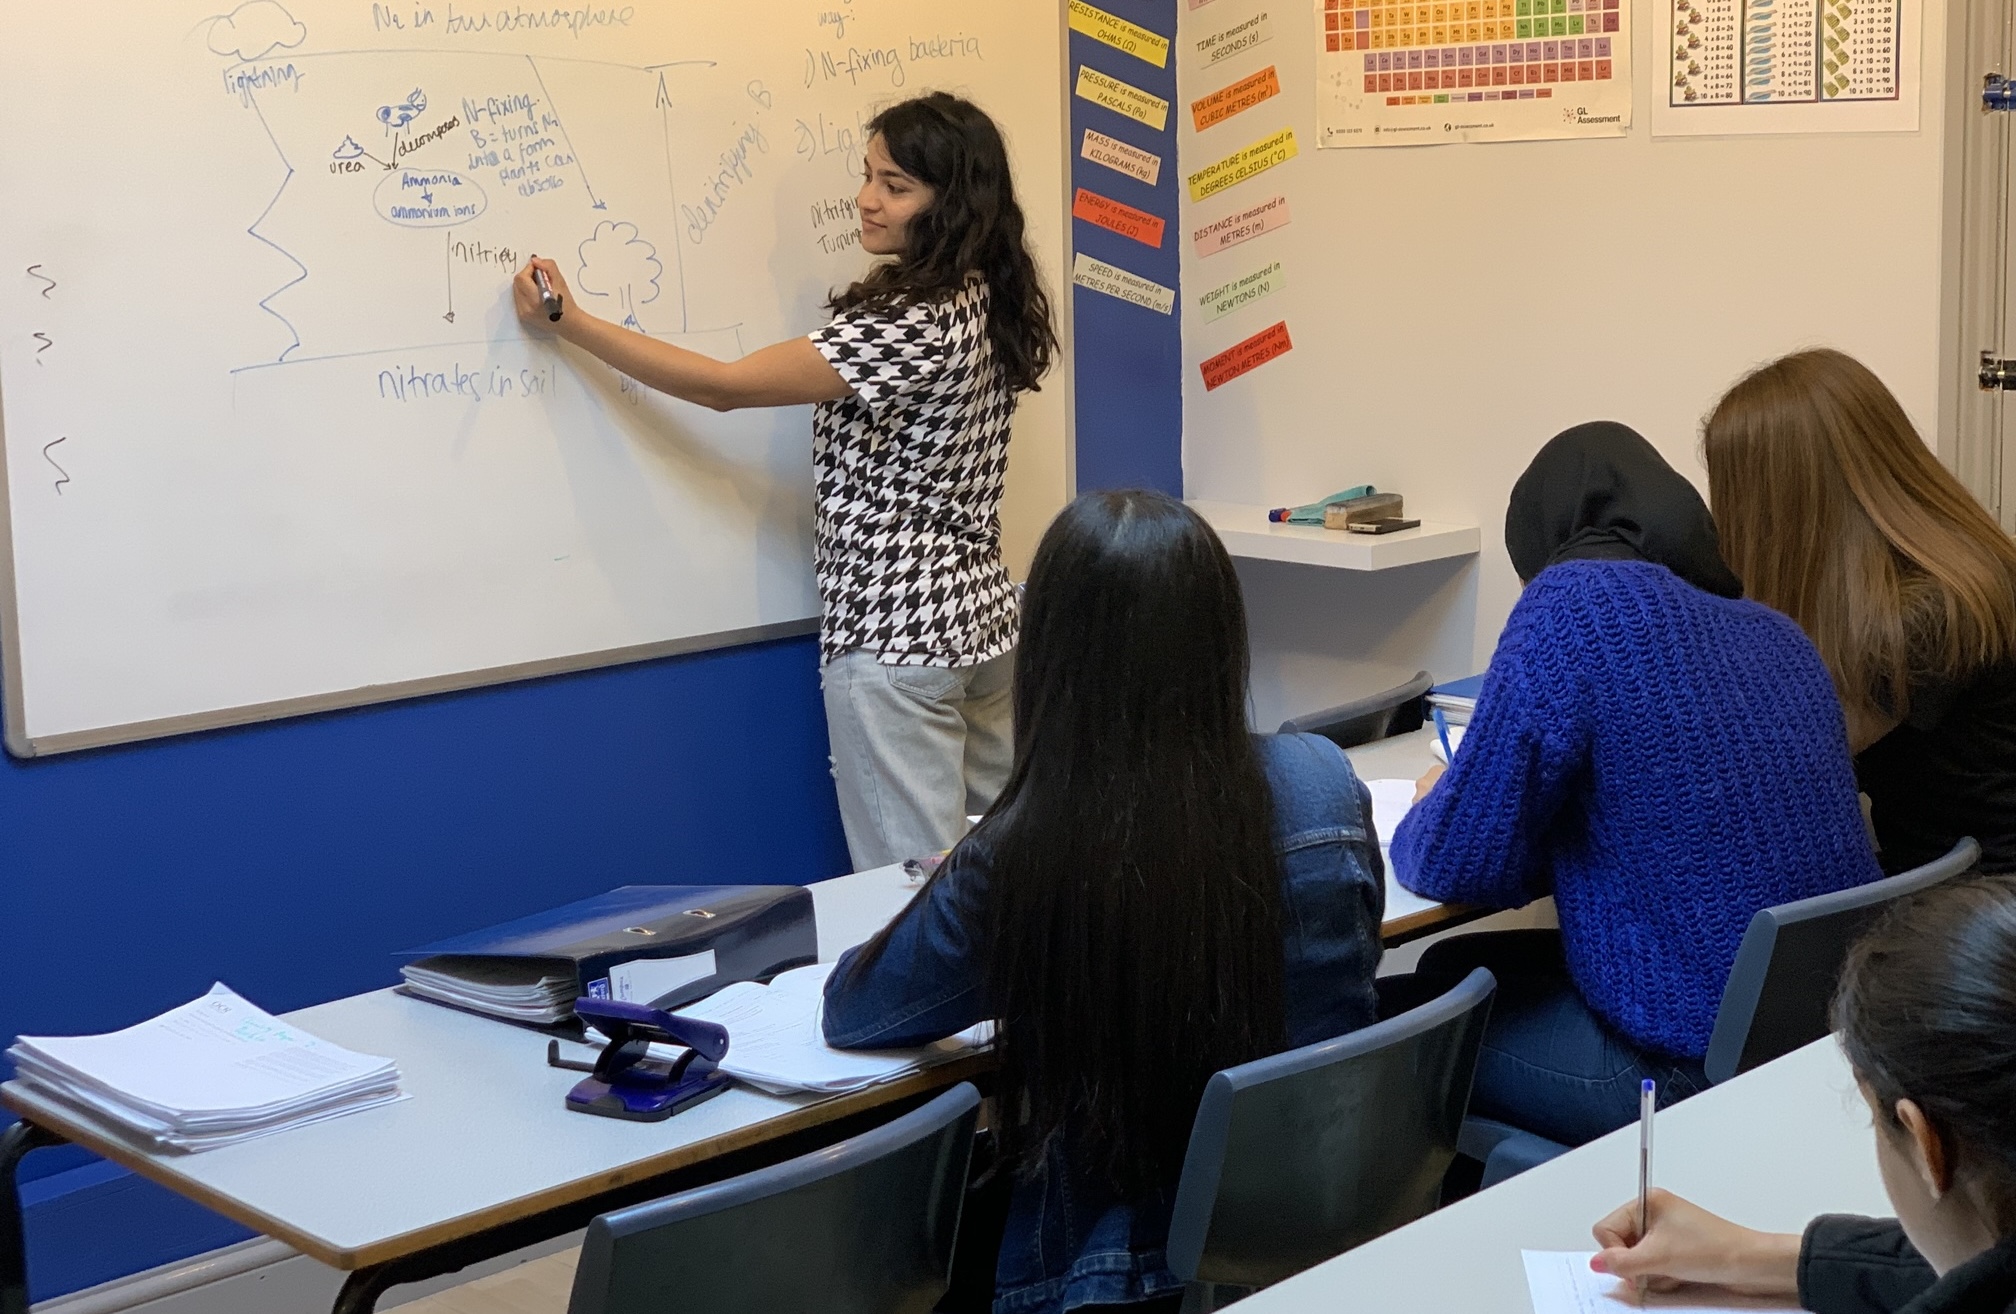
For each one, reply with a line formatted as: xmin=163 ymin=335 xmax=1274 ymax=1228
xmin=1070 ymin=0 xmax=1184 ymax=495
xmin=3 ymin=635 xmax=850 ymax=1300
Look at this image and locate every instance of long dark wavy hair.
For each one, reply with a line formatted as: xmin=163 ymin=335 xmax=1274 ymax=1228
xmin=828 ymin=93 xmax=1057 ymax=394
xmin=844 ymin=491 xmax=1287 ymax=1197
xmin=1836 ymin=873 xmax=2016 ymax=1232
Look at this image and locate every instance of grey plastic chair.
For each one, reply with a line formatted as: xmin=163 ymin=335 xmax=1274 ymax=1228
xmin=566 ymin=1082 xmax=980 ymax=1314
xmin=1165 ymin=968 xmax=1495 ymax=1311
xmin=1460 ymin=836 xmax=1982 ymax=1188
xmin=1704 ymin=835 xmax=1980 ymax=1083
xmin=1277 ymin=670 xmax=1433 ymax=750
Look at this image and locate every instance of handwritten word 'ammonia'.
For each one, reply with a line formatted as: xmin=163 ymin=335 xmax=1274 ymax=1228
xmin=378 ymin=363 xmax=554 ymax=403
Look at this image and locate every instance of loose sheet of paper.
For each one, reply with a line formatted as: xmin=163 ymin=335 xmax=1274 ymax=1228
xmin=1522 ymin=1252 xmax=1797 ymax=1314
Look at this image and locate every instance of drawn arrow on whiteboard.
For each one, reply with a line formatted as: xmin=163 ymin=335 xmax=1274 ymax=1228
xmin=443 ymin=231 xmax=456 ymax=323
xmin=528 ymin=57 xmax=608 ymax=211
xmin=658 ymin=79 xmax=691 ymax=333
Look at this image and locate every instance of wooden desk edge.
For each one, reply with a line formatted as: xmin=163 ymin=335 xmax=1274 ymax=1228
xmin=5 ymin=1052 xmax=993 ymax=1271
xmin=1380 ymin=901 xmax=1486 ymax=945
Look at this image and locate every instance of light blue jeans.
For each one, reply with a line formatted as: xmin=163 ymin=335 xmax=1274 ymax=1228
xmin=820 ymin=648 xmax=1015 ymax=871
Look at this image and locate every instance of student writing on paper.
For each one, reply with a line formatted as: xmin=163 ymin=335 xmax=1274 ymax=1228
xmin=1588 ymin=873 xmax=2016 ymax=1314
xmin=821 ymin=491 xmax=1386 ymax=1314
xmin=1705 ymin=349 xmax=2016 ymax=875
xmin=1392 ymin=423 xmax=1880 ymax=1145
xmin=512 ymin=94 xmax=1057 ymax=872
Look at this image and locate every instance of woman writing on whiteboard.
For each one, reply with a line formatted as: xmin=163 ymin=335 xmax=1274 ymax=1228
xmin=512 ymin=93 xmax=1056 ymax=871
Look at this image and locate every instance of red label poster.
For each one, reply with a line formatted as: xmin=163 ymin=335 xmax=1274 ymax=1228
xmin=1200 ymin=321 xmax=1293 ymax=390
xmin=1072 ymin=188 xmax=1166 ymax=247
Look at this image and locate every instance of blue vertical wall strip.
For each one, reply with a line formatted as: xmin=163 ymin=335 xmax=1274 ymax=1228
xmin=2 ymin=637 xmax=851 ymax=1300
xmin=1069 ymin=0 xmax=1184 ymax=496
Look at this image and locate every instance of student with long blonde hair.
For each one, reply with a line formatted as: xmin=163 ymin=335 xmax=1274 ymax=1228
xmin=1705 ymin=349 xmax=2016 ymax=874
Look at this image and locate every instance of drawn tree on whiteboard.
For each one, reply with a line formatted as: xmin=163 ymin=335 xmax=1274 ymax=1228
xmin=576 ymin=222 xmax=665 ymax=331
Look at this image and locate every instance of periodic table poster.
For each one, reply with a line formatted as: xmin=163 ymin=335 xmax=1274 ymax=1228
xmin=1314 ymin=0 xmax=1633 ymax=145
xmin=1651 ymin=0 xmax=1920 ymax=135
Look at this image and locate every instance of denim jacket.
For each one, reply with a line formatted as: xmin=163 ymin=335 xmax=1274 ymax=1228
xmin=822 ymin=733 xmax=1386 ymax=1313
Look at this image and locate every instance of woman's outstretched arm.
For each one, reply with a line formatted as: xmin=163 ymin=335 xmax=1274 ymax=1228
xmin=512 ymin=258 xmax=851 ymax=412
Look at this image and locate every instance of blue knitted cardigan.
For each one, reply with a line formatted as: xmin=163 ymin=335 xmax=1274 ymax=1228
xmin=1393 ymin=560 xmax=1881 ymax=1059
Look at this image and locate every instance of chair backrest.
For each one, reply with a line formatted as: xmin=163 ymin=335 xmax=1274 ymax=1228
xmin=1277 ymin=670 xmax=1432 ymax=750
xmin=566 ymin=1082 xmax=980 ymax=1314
xmin=1703 ymin=837 xmax=1980 ymax=1085
xmin=1165 ymin=968 xmax=1495 ymax=1290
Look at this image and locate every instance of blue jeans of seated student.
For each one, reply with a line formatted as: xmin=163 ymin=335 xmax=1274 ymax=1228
xmin=1416 ymin=929 xmax=1708 ymax=1147
xmin=819 ymin=648 xmax=1014 ymax=872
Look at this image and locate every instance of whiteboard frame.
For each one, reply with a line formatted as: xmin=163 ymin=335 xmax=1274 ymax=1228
xmin=0 ymin=414 xmax=819 ymax=762
xmin=0 ymin=336 xmax=822 ymax=759
xmin=0 ymin=4 xmax=1077 ymax=759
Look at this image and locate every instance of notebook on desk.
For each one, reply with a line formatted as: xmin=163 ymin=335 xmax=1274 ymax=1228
xmin=1426 ymin=673 xmax=1486 ymax=725
xmin=396 ymin=885 xmax=818 ymax=1031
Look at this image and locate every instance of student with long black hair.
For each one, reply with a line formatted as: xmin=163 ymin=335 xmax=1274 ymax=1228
xmin=513 ymin=93 xmax=1056 ymax=871
xmin=1589 ymin=873 xmax=2016 ymax=1313
xmin=820 ymin=490 xmax=1386 ymax=1314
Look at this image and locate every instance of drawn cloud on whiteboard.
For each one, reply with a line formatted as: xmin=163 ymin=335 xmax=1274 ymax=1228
xmin=576 ymin=222 xmax=664 ymax=306
xmin=204 ymin=1 xmax=308 ymax=62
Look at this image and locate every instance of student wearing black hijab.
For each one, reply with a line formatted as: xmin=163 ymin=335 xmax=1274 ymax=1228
xmin=1392 ymin=422 xmax=1880 ymax=1149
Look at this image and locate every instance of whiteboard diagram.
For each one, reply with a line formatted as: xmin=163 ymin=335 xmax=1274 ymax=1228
xmin=0 ymin=0 xmax=1058 ymax=752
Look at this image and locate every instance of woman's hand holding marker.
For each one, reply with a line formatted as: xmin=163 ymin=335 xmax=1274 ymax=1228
xmin=512 ymin=257 xmax=572 ymax=329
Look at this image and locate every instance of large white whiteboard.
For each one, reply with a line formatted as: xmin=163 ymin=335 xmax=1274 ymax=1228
xmin=0 ymin=0 xmax=1061 ymax=754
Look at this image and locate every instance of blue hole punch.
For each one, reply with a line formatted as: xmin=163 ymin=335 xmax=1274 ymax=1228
xmin=546 ymin=997 xmax=734 ymax=1122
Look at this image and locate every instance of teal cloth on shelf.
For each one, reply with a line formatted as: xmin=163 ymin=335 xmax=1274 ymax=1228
xmin=1277 ymin=485 xmax=1374 ymax=525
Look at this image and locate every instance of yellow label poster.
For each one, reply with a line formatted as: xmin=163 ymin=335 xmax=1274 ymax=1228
xmin=1075 ymin=65 xmax=1172 ymax=131
xmin=1186 ymin=127 xmax=1298 ymax=202
xmin=1068 ymin=1 xmax=1172 ymax=68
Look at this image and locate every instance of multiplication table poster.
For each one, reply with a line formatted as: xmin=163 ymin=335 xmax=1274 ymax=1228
xmin=1653 ymin=0 xmax=1920 ymax=135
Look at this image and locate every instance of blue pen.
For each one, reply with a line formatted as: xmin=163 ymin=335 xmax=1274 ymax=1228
xmin=1635 ymin=1079 xmax=1657 ymax=1293
xmin=1432 ymin=706 xmax=1455 ymax=764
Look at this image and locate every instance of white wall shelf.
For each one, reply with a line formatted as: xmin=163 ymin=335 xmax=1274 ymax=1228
xmin=1188 ymin=501 xmax=1481 ymax=571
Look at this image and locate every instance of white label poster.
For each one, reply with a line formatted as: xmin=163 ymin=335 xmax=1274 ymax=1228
xmin=1314 ymin=0 xmax=1632 ymax=146
xmin=1651 ymin=0 xmax=1919 ymax=136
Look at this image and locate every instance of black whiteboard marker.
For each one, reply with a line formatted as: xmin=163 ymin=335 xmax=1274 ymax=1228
xmin=531 ymin=261 xmax=563 ymax=321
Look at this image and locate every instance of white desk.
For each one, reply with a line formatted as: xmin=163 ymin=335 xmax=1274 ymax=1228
xmin=1234 ymin=1037 xmax=1889 ymax=1312
xmin=0 ymin=748 xmax=1458 ymax=1311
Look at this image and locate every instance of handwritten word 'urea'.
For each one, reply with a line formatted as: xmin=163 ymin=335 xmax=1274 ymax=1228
xmin=373 ymin=3 xmax=637 ymax=37
xmin=222 ymin=63 xmax=305 ymax=107
xmin=682 ymin=123 xmax=769 ymax=245
xmin=378 ymin=362 xmax=554 ymax=403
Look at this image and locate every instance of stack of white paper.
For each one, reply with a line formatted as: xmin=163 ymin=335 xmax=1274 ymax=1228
xmin=574 ymin=962 xmax=990 ymax=1096
xmin=401 ymin=958 xmax=578 ymax=1023
xmin=7 ymin=984 xmax=405 ymax=1153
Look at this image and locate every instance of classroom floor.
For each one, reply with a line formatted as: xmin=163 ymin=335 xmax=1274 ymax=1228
xmin=397 ymin=1248 xmax=579 ymax=1314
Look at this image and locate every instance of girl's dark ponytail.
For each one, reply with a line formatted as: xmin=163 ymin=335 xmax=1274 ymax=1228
xmin=1835 ymin=874 xmax=2016 ymax=1229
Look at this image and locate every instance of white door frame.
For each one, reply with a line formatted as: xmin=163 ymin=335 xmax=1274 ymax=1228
xmin=1940 ymin=0 xmax=2014 ymax=526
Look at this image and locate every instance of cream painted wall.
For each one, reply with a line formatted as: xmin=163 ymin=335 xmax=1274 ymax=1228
xmin=1178 ymin=0 xmax=1953 ymax=722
